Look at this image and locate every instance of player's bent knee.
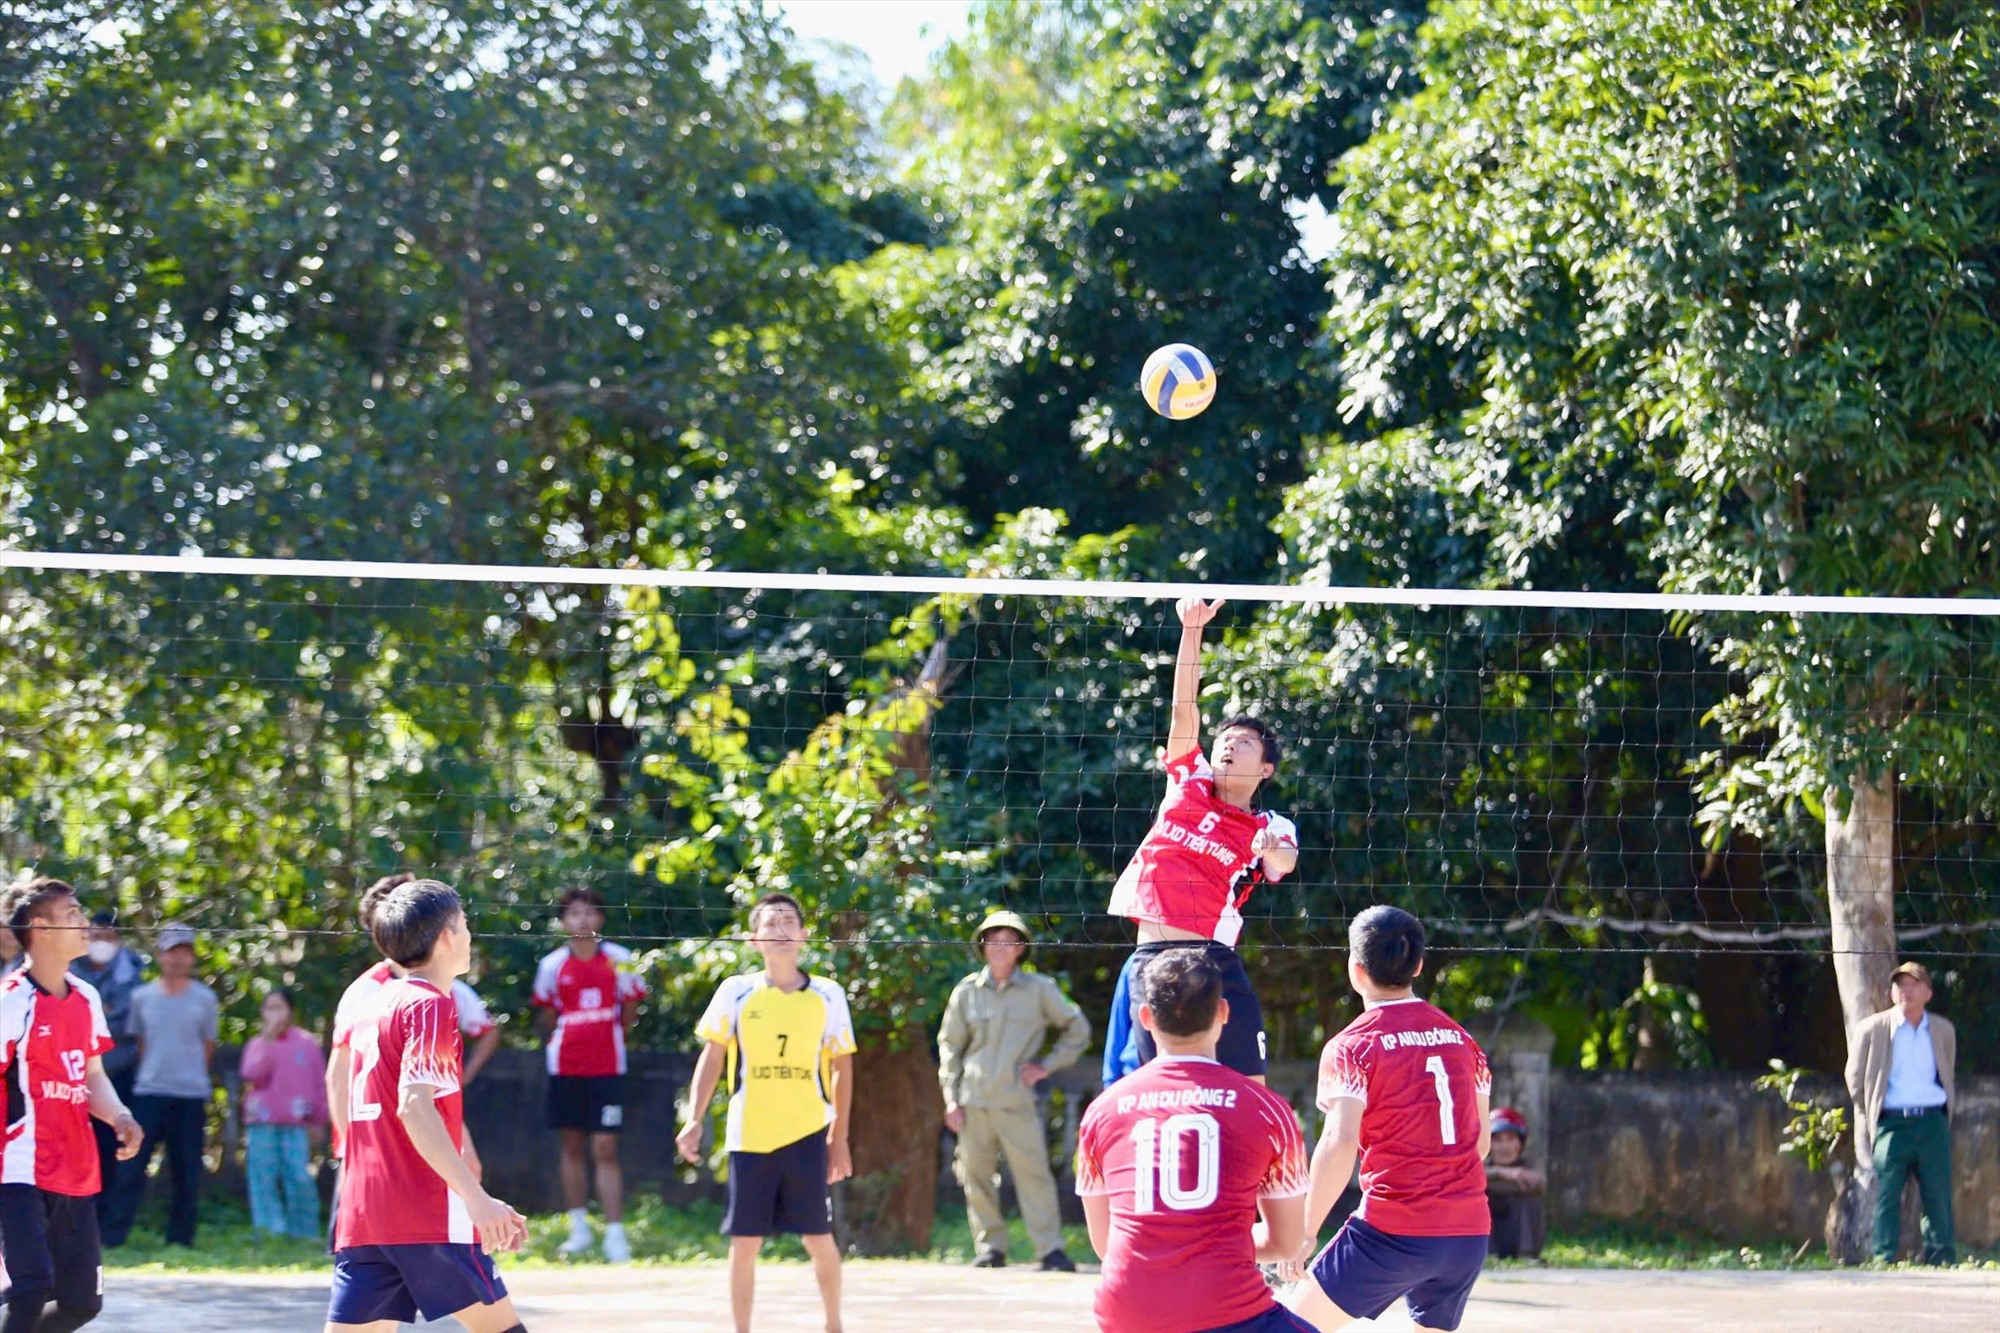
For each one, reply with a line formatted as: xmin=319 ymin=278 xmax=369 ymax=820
xmin=1284 ymin=1278 xmax=1354 ymax=1333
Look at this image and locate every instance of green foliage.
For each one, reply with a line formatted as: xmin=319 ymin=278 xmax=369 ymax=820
xmin=1580 ymin=980 xmax=1713 ymax=1073
xmin=1754 ymin=1060 xmax=1850 ymax=1175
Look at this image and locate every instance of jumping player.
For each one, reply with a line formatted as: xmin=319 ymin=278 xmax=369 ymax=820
xmin=1110 ymin=597 xmax=1299 ymax=1078
xmin=0 ymin=876 xmax=144 ymax=1333
xmin=327 ymin=878 xmax=527 ymax=1333
xmin=1075 ymin=948 xmax=1313 ymax=1333
xmin=1285 ymin=907 xmax=1491 ymax=1333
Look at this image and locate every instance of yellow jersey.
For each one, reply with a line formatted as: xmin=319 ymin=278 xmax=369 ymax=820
xmin=695 ymin=971 xmax=857 ymax=1153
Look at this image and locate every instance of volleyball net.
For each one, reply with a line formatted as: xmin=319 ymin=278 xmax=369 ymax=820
xmin=6 ymin=550 xmax=2000 ymax=1053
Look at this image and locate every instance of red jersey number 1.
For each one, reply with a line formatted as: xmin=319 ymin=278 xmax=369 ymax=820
xmin=1424 ymin=1055 xmax=1457 ymax=1146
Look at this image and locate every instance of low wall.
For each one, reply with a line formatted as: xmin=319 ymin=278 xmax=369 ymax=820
xmin=213 ymin=1046 xmax=2000 ymax=1250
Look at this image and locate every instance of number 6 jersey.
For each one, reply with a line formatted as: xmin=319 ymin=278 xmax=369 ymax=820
xmin=1075 ymin=1055 xmax=1307 ymax=1333
xmin=1316 ymin=996 xmax=1492 ymax=1237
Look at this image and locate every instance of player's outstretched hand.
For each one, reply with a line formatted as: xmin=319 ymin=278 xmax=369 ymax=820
xmin=827 ymin=1136 xmax=853 ymax=1184
xmin=1176 ymin=597 xmax=1224 ymax=629
xmin=468 ymin=1191 xmax=527 ymax=1254
xmin=675 ymin=1119 xmax=704 ymax=1164
xmin=112 ymin=1110 xmax=144 ymax=1161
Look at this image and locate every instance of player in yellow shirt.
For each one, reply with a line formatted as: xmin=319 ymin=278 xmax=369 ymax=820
xmin=678 ymin=892 xmax=855 ymax=1333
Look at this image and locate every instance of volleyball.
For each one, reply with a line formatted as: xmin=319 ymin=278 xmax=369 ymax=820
xmin=1140 ymin=343 xmax=1217 ymax=420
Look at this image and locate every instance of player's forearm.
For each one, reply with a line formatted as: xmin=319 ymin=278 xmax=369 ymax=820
xmin=326 ymin=1048 xmax=352 ymax=1137
xmin=681 ymin=1044 xmax=725 ymax=1124
xmin=1167 ymin=621 xmax=1205 ymax=751
xmin=1303 ymin=1133 xmax=1357 ymax=1237
xmin=1261 ymin=844 xmax=1300 ymax=879
xmin=829 ymin=1053 xmax=853 ymax=1143
xmin=399 ymin=1086 xmax=486 ymax=1202
xmin=1253 ymin=1195 xmax=1308 ymax=1263
xmin=464 ymin=1029 xmax=501 ymax=1083
xmin=86 ymin=1066 xmax=133 ymax=1125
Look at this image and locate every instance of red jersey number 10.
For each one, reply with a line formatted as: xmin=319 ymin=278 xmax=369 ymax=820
xmin=1129 ymin=1113 xmax=1222 ymax=1213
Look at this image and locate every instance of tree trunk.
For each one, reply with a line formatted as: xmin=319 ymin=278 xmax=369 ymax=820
xmin=1825 ymin=771 xmax=1896 ymax=1039
xmin=1825 ymin=769 xmax=1895 ymax=1264
xmin=836 ymin=1042 xmax=944 ymax=1254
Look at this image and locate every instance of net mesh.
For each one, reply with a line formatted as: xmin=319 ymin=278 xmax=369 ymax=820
xmin=6 ymin=553 xmax=2000 ymax=1060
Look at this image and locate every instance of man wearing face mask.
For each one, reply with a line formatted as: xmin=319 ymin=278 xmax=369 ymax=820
xmin=71 ymin=909 xmax=149 ymax=1229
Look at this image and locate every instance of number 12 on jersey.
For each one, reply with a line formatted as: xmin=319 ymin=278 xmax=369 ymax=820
xmin=1128 ymin=1113 xmax=1221 ymax=1212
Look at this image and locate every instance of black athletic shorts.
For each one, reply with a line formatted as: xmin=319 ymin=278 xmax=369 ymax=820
xmin=1128 ymin=940 xmax=1267 ymax=1076
xmin=546 ymin=1074 xmax=627 ymax=1133
xmin=723 ymin=1133 xmax=832 ymax=1238
xmin=0 ymin=1183 xmax=104 ymax=1319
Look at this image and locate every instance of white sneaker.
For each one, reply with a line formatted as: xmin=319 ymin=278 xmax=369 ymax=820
xmin=557 ymin=1223 xmax=596 ymax=1257
xmin=602 ymin=1226 xmax=632 ymax=1264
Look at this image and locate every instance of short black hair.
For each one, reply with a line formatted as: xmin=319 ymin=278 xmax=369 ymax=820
xmin=559 ymin=886 xmax=604 ymax=911
xmin=360 ymin=872 xmax=416 ymax=951
xmin=749 ymin=892 xmax=804 ymax=931
xmin=1138 ymin=948 xmax=1224 ymax=1037
xmin=90 ymin=908 xmax=119 ymax=929
xmin=1350 ymin=905 xmax=1425 ymax=989
xmin=372 ymin=879 xmax=464 ymax=968
xmin=1216 ymin=714 xmax=1282 ymax=772
xmin=264 ymin=985 xmax=296 ymax=1014
xmin=1 ymin=876 xmax=78 ymax=953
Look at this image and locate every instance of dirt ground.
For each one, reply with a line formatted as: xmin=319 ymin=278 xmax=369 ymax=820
xmin=99 ymin=1262 xmax=2000 ymax=1332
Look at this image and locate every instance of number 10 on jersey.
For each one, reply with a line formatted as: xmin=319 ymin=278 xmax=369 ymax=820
xmin=1129 ymin=1113 xmax=1221 ymax=1212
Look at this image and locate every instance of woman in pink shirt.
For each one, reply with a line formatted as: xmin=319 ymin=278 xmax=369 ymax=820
xmin=240 ymin=987 xmax=328 ymax=1237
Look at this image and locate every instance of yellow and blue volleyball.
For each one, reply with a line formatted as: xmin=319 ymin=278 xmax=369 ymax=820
xmin=1140 ymin=343 xmax=1217 ymax=420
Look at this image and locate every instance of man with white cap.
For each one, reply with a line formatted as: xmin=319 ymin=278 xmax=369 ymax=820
xmin=1845 ymin=960 xmax=1957 ymax=1264
xmin=938 ymin=910 xmax=1091 ymax=1271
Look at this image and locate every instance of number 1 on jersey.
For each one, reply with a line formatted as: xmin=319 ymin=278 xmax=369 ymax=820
xmin=1424 ymin=1054 xmax=1457 ymax=1145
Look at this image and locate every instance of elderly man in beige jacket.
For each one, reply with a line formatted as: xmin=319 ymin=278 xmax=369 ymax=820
xmin=1844 ymin=961 xmax=1956 ymax=1264
xmin=939 ymin=910 xmax=1091 ymax=1272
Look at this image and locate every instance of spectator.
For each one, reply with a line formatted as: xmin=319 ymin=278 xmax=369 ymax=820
xmin=533 ymin=886 xmax=648 ymax=1262
xmin=71 ymin=909 xmax=148 ymax=1228
xmin=938 ymin=909 xmax=1091 ymax=1272
xmin=101 ymin=922 xmax=218 ymax=1248
xmin=1484 ymin=1106 xmax=1545 ymax=1260
xmin=1845 ymin=960 xmax=1956 ymax=1265
xmin=241 ymin=986 xmax=328 ymax=1238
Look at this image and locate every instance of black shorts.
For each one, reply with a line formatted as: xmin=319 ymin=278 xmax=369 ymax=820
xmin=1129 ymin=940 xmax=1267 ymax=1076
xmin=723 ymin=1134 xmax=832 ymax=1238
xmin=546 ymin=1074 xmax=626 ymax=1133
xmin=0 ymin=1183 xmax=103 ymax=1315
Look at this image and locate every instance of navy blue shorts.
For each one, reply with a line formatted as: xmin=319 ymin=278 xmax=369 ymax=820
xmin=1198 ymin=1304 xmax=1317 ymax=1333
xmin=328 ymin=1242 xmax=507 ymax=1325
xmin=724 ymin=1133 xmax=832 ymax=1237
xmin=1130 ymin=941 xmax=1267 ymax=1076
xmin=1311 ymin=1216 xmax=1486 ymax=1331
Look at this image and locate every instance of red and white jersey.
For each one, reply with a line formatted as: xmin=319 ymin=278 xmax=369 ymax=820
xmin=335 ymin=976 xmax=473 ymax=1249
xmin=1076 ymin=1056 xmax=1308 ymax=1333
xmin=331 ymin=961 xmax=497 ymax=1159
xmin=0 ymin=973 xmax=115 ymax=1196
xmin=532 ymin=943 xmax=646 ymax=1077
xmin=1317 ymin=997 xmax=1492 ymax=1237
xmin=1108 ymin=749 xmax=1298 ymax=947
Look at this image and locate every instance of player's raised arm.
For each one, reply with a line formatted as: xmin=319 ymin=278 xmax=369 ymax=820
xmin=1167 ymin=597 xmax=1223 ymax=759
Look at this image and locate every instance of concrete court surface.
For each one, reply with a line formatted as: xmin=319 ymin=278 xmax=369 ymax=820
xmin=98 ymin=1263 xmax=2000 ymax=1332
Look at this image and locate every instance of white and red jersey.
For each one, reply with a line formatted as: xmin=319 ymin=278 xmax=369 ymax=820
xmin=1108 ymin=749 xmax=1298 ymax=947
xmin=1317 ymin=997 xmax=1492 ymax=1237
xmin=1076 ymin=1056 xmax=1308 ymax=1333
xmin=532 ymin=942 xmax=646 ymax=1077
xmin=332 ymin=961 xmax=497 ymax=1159
xmin=0 ymin=972 xmax=115 ymax=1196
xmin=335 ymin=975 xmax=474 ymax=1249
